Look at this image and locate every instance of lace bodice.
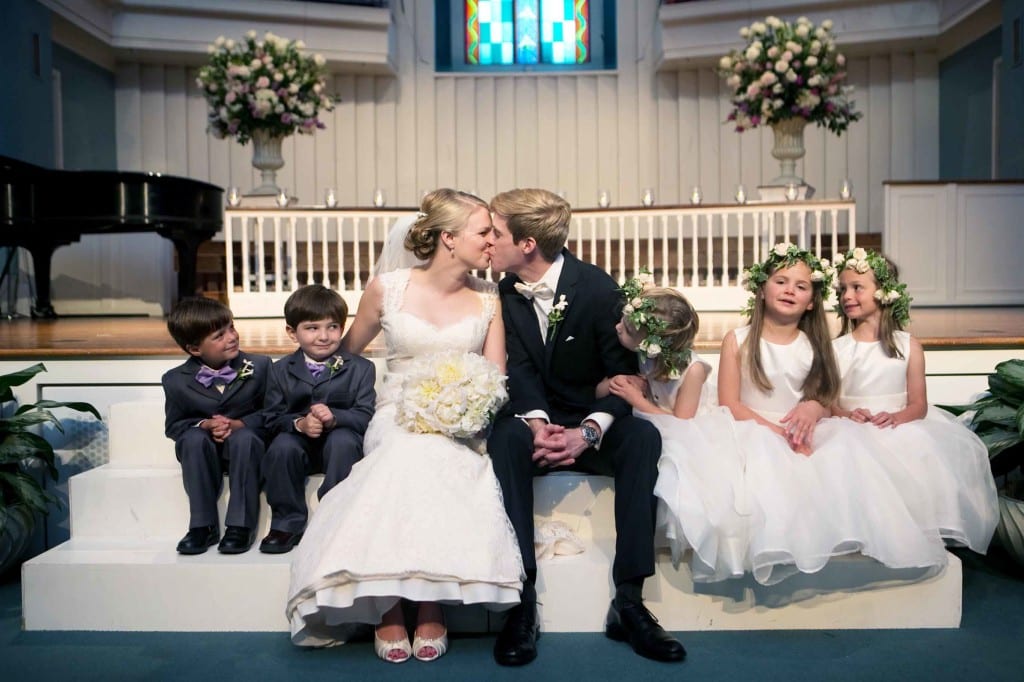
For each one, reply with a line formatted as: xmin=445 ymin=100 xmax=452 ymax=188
xmin=834 ymin=331 xmax=912 ymax=413
xmin=734 ymin=326 xmax=812 ymax=424
xmin=376 ymin=268 xmax=497 ymax=403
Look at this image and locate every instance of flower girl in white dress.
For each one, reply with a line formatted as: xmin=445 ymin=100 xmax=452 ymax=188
xmin=597 ymin=274 xmax=752 ymax=582
xmin=286 ymin=190 xmax=524 ymax=662
xmin=829 ymin=249 xmax=998 ymax=553
xmin=719 ymin=244 xmax=947 ymax=585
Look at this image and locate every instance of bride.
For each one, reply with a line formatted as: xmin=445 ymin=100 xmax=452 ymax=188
xmin=286 ymin=189 xmax=524 ymax=663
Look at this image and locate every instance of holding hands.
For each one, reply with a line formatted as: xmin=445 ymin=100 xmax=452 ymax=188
xmin=779 ymin=399 xmax=828 ymax=455
xmin=606 ymin=374 xmax=649 ymax=405
xmin=297 ymin=402 xmax=336 ymax=438
xmin=847 ymin=407 xmax=898 ymax=428
xmin=529 ymin=420 xmax=596 ymax=469
xmin=202 ymin=414 xmax=242 ymax=443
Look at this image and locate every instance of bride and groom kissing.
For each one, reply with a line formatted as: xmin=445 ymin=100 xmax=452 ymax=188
xmin=286 ymin=188 xmax=684 ymax=666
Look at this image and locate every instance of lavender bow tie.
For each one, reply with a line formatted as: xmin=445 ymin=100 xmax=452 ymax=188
xmin=306 ymin=360 xmax=326 ymax=379
xmin=195 ymin=365 xmax=237 ymax=388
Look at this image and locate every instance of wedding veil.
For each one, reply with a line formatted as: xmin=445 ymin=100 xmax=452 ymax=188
xmin=374 ymin=213 xmax=427 ymax=276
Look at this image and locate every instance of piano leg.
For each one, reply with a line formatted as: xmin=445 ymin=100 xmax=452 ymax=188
xmin=165 ymin=230 xmax=212 ymax=302
xmin=26 ymin=243 xmax=60 ymax=319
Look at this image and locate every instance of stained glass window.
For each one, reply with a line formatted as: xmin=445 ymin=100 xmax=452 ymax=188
xmin=465 ymin=0 xmax=590 ymax=67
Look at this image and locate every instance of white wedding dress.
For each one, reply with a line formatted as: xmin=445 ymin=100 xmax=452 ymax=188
xmin=641 ymin=353 xmax=757 ymax=582
xmin=287 ymin=268 xmax=524 ymax=647
xmin=732 ymin=327 xmax=949 ymax=585
xmin=827 ymin=331 xmax=998 ymax=552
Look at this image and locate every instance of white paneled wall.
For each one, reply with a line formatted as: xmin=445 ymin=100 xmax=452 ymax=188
xmin=81 ymin=0 xmax=941 ymax=313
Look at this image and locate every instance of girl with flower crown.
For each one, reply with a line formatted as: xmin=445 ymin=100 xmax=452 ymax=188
xmin=720 ymin=243 xmax=948 ymax=585
xmin=829 ymin=248 xmax=998 ymax=553
xmin=597 ymin=278 xmax=753 ymax=582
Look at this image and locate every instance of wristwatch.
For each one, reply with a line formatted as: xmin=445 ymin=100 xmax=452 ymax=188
xmin=580 ymin=423 xmax=601 ymax=449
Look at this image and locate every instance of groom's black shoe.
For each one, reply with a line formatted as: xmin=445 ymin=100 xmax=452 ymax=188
xmin=259 ymin=529 xmax=303 ymax=554
xmin=494 ymin=600 xmax=539 ymax=666
xmin=605 ymin=598 xmax=686 ymax=662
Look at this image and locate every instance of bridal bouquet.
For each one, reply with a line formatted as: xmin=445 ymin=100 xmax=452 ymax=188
xmin=397 ymin=351 xmax=508 ymax=440
xmin=196 ymin=31 xmax=333 ymax=144
xmin=718 ymin=16 xmax=861 ymax=134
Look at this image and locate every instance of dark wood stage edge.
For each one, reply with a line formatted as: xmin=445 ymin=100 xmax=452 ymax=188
xmin=1 ymin=308 xmax=1022 ymax=359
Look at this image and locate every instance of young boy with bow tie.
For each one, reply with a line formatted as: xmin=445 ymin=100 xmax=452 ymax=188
xmin=259 ymin=284 xmax=376 ymax=554
xmin=163 ymin=297 xmax=272 ymax=555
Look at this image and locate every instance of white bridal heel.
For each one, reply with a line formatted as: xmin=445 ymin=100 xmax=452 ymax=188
xmin=374 ymin=632 xmax=412 ymax=664
xmin=412 ymin=629 xmax=449 ymax=662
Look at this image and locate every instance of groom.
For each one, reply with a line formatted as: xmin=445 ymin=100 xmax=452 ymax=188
xmin=487 ymin=188 xmax=685 ymax=665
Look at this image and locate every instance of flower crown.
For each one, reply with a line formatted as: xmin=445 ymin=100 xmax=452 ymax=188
xmin=742 ymin=242 xmax=836 ymax=316
xmin=836 ymin=248 xmax=912 ymax=326
xmin=620 ymin=268 xmax=691 ymax=380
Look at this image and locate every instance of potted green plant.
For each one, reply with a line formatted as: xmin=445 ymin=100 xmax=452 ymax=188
xmin=941 ymin=359 xmax=1024 ymax=569
xmin=0 ymin=363 xmax=100 ymax=576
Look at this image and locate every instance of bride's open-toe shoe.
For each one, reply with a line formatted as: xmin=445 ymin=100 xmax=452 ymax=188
xmin=374 ymin=632 xmax=412 ymax=664
xmin=412 ymin=628 xmax=448 ymax=662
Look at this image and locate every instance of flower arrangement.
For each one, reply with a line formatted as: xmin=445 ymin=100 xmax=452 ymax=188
xmin=547 ymin=295 xmax=569 ymax=340
xmin=196 ymin=31 xmax=334 ymax=144
xmin=742 ymin=242 xmax=836 ymax=315
xmin=836 ymin=248 xmax=912 ymax=326
xmin=718 ymin=16 xmax=861 ymax=134
xmin=397 ymin=351 xmax=508 ymax=441
xmin=620 ymin=268 xmax=691 ymax=380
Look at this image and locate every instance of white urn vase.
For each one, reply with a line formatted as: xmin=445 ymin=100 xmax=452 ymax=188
xmin=769 ymin=117 xmax=808 ymax=186
xmin=249 ymin=128 xmax=286 ymax=196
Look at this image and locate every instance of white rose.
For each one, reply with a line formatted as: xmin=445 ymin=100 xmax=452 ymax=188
xmin=752 ymin=22 xmax=767 ymax=34
xmin=246 ymin=30 xmax=257 ymax=39
xmin=795 ymin=25 xmax=810 ymax=38
xmin=806 ymin=55 xmax=818 ymax=67
xmin=630 ymin=297 xmax=643 ymax=308
xmin=773 ymin=242 xmax=790 ymax=257
xmin=822 ymin=19 xmax=834 ymax=30
xmin=746 ymin=45 xmax=761 ymax=61
xmin=726 ymin=74 xmax=741 ymax=89
xmin=760 ymin=71 xmax=778 ymax=86
xmin=772 ymin=97 xmax=783 ymax=107
xmin=646 ymin=343 xmax=662 ymax=357
xmin=719 ymin=55 xmax=733 ymax=69
xmin=314 ymin=54 xmax=326 ymax=67
xmin=873 ymin=290 xmax=885 ymax=302
xmin=739 ymin=27 xmax=751 ymax=39
xmin=767 ymin=46 xmax=780 ymax=59
xmin=225 ymin=39 xmax=236 ymax=50
xmin=852 ymin=247 xmax=867 ymax=260
xmin=810 ymin=270 xmax=824 ymax=282
xmin=855 ymin=260 xmax=871 ymax=274
xmin=623 ymin=304 xmax=634 ymax=315
xmin=775 ymin=60 xmax=789 ymax=73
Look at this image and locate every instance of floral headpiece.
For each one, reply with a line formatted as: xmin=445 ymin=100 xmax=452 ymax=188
xmin=620 ymin=268 xmax=691 ymax=380
xmin=836 ymin=248 xmax=912 ymax=326
xmin=742 ymin=242 xmax=836 ymax=316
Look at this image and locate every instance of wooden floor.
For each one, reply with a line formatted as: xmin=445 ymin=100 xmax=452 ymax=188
xmin=1 ymin=308 xmax=1022 ymax=359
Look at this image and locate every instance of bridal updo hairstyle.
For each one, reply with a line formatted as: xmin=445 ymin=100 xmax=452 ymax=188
xmin=404 ymin=188 xmax=488 ymax=261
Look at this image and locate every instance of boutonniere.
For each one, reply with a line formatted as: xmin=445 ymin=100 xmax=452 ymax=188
xmin=328 ymin=355 xmax=345 ymax=374
xmin=547 ymin=295 xmax=568 ymax=340
xmin=237 ymin=358 xmax=255 ymax=382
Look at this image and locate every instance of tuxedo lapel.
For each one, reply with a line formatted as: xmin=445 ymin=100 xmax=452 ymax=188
xmin=181 ymin=358 xmax=224 ymax=401
xmin=219 ymin=354 xmax=251 ymax=402
xmin=505 ymin=278 xmax=546 ymax=368
xmin=545 ymin=251 xmax=582 ymax=367
xmin=286 ymin=352 xmax=316 ymax=387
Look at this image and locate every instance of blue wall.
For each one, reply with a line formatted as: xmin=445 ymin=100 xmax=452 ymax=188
xmin=0 ymin=0 xmax=54 ymax=165
xmin=939 ymin=28 xmax=1001 ymax=179
xmin=1000 ymin=0 xmax=1024 ymax=177
xmin=52 ymin=44 xmax=117 ymax=170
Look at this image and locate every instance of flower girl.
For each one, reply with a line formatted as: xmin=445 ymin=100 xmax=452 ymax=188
xmin=597 ymin=273 xmax=751 ymax=581
xmin=830 ymin=248 xmax=998 ymax=553
xmin=720 ymin=243 xmax=946 ymax=585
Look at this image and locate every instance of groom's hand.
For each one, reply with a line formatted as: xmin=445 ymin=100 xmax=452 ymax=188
xmin=531 ymin=422 xmax=572 ymax=468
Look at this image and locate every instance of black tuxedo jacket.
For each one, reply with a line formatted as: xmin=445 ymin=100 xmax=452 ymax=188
xmin=162 ymin=351 xmax=273 ymax=442
xmin=499 ymin=249 xmax=638 ymax=425
xmin=262 ymin=349 xmax=376 ymax=437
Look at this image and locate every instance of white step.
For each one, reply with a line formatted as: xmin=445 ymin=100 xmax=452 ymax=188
xmin=22 ymin=401 xmax=964 ymax=632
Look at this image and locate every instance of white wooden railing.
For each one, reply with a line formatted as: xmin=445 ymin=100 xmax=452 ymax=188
xmin=223 ymin=200 xmax=856 ymax=317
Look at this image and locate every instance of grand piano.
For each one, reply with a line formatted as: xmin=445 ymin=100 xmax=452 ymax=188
xmin=0 ymin=155 xmax=223 ymax=318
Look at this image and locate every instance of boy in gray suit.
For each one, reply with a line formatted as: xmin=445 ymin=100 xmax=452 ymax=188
xmin=259 ymin=285 xmax=376 ymax=554
xmin=163 ymin=297 xmax=271 ymax=555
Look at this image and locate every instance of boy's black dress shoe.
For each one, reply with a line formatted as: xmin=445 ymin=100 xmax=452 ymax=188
xmin=493 ymin=600 xmax=539 ymax=666
xmin=218 ymin=526 xmax=255 ymax=554
xmin=176 ymin=525 xmax=219 ymax=555
xmin=259 ymin=529 xmax=303 ymax=554
xmin=605 ymin=599 xmax=686 ymax=662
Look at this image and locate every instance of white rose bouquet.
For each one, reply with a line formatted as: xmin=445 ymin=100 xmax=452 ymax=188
xmin=196 ymin=31 xmax=334 ymax=144
xmin=718 ymin=16 xmax=861 ymax=135
xmin=397 ymin=351 xmax=508 ymax=441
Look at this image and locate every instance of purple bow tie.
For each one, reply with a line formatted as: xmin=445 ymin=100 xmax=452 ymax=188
xmin=195 ymin=365 xmax=237 ymax=388
xmin=306 ymin=360 xmax=326 ymax=379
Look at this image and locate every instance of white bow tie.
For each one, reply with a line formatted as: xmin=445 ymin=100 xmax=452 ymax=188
xmin=514 ymin=281 xmax=555 ymax=301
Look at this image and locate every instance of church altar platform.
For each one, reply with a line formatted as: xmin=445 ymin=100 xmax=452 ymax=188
xmin=5 ymin=310 xmax=1021 ymax=633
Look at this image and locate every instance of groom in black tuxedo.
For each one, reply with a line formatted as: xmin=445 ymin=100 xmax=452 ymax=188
xmin=486 ymin=189 xmax=685 ymax=665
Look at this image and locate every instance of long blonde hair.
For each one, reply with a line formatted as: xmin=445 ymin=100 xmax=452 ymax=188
xmin=743 ymin=263 xmax=840 ymax=405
